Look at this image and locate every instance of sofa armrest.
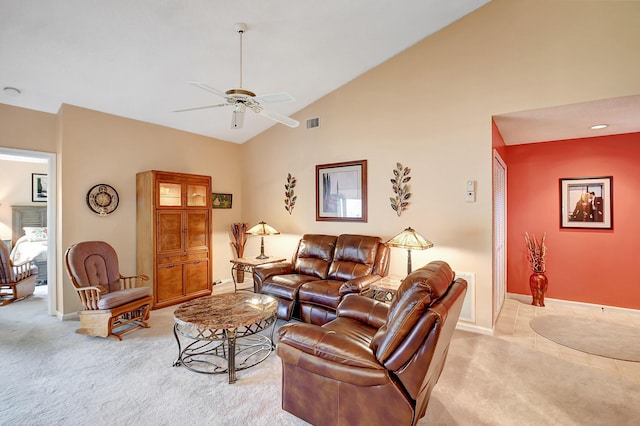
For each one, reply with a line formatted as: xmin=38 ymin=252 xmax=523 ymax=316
xmin=253 ymin=262 xmax=294 ymax=292
xmin=337 ymin=295 xmax=389 ymax=329
xmin=339 ymin=274 xmax=382 ymax=295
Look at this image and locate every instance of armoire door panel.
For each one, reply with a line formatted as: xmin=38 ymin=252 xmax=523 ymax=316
xmin=156 ymin=264 xmax=184 ymax=302
xmin=157 ymin=211 xmax=183 ymax=254
xmin=185 ymin=210 xmax=209 ymax=251
xmin=185 ymin=261 xmax=209 ymax=294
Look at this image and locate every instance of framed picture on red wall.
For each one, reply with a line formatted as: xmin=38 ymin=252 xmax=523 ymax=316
xmin=560 ymin=176 xmax=612 ymax=229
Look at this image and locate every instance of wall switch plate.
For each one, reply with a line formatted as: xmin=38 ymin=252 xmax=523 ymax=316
xmin=466 ymin=191 xmax=476 ymax=202
xmin=466 ymin=180 xmax=475 ymax=191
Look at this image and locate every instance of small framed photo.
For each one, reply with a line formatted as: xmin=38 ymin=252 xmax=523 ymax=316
xmin=316 ymin=159 xmax=367 ymax=222
xmin=212 ymin=193 xmax=232 ymax=209
xmin=560 ymin=176 xmax=612 ymax=229
xmin=32 ymin=173 xmax=48 ymax=202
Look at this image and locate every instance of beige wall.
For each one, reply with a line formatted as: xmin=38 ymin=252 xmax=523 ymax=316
xmin=1 ymin=103 xmax=243 ymax=315
xmin=0 ymin=104 xmax=57 ymax=152
xmin=56 ymin=104 xmax=243 ymax=314
xmin=2 ymin=0 xmax=639 ymax=328
xmin=241 ymin=0 xmax=640 ymax=331
xmin=0 ymin=160 xmax=48 ymax=241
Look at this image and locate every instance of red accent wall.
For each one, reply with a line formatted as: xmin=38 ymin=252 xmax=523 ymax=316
xmin=505 ymin=132 xmax=640 ymax=310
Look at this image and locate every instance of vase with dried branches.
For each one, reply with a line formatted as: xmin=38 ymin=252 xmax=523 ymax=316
xmin=231 ymin=223 xmax=248 ymax=282
xmin=525 ymin=232 xmax=548 ymax=307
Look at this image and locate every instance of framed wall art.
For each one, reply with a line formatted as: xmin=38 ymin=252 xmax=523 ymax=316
xmin=32 ymin=173 xmax=48 ymax=202
xmin=560 ymin=176 xmax=612 ymax=229
xmin=316 ymin=159 xmax=367 ymax=222
xmin=212 ymin=193 xmax=232 ymax=209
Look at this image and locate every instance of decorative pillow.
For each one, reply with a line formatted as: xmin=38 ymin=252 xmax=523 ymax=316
xmin=23 ymin=227 xmax=48 ymax=242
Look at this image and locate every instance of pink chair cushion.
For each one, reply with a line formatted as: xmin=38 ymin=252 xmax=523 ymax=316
xmin=97 ymin=287 xmax=151 ymax=310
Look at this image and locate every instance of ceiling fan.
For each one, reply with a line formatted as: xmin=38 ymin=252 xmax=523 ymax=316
xmin=174 ymin=23 xmax=299 ymax=129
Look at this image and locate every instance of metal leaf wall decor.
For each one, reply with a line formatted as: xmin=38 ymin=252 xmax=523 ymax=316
xmin=390 ymin=163 xmax=411 ymax=216
xmin=284 ymin=173 xmax=297 ymax=214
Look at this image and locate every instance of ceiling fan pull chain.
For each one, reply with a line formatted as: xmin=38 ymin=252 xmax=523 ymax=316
xmin=238 ymin=25 xmax=244 ymax=89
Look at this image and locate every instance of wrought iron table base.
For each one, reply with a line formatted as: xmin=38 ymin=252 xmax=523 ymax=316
xmin=173 ymin=318 xmax=276 ymax=384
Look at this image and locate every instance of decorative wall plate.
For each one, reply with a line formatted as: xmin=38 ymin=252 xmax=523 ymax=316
xmin=86 ymin=184 xmax=119 ymax=215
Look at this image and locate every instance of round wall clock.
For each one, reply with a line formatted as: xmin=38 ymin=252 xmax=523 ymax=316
xmin=86 ymin=184 xmax=119 ymax=215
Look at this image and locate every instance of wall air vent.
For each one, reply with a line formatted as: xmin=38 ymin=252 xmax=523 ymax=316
xmin=306 ymin=117 xmax=320 ymax=129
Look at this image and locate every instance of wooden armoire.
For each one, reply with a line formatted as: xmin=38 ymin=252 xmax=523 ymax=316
xmin=136 ymin=170 xmax=212 ymax=308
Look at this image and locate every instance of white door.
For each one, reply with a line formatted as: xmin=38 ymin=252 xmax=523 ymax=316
xmin=493 ymin=150 xmax=507 ymax=325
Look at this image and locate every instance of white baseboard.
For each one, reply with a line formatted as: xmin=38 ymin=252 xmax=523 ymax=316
xmin=456 ymin=321 xmax=493 ymax=336
xmin=59 ymin=312 xmax=78 ymax=321
xmin=507 ymin=292 xmax=640 ymax=317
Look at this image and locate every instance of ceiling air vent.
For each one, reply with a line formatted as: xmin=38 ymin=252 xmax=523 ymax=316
xmin=306 ymin=117 xmax=320 ymax=129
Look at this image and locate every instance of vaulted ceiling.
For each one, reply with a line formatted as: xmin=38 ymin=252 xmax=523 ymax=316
xmin=2 ymin=1 xmax=638 ymax=146
xmin=0 ymin=0 xmax=490 ymax=144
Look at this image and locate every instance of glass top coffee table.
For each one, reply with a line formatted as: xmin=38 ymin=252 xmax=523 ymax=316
xmin=173 ymin=293 xmax=278 ymax=383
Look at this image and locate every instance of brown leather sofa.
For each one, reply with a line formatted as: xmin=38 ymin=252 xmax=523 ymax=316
xmin=253 ymin=234 xmax=390 ymax=325
xmin=276 ymin=261 xmax=467 ymax=426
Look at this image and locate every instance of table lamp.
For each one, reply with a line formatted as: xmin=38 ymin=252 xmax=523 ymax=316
xmin=246 ymin=221 xmax=280 ymax=259
xmin=386 ymin=227 xmax=433 ymax=276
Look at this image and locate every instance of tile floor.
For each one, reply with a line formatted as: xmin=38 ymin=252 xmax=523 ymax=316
xmin=494 ymin=297 xmax=640 ymax=384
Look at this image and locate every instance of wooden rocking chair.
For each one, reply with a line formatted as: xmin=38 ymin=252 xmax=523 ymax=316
xmin=64 ymin=241 xmax=152 ymax=340
xmin=0 ymin=242 xmax=37 ymax=306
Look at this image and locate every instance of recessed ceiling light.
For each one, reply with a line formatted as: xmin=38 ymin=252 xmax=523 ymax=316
xmin=3 ymin=87 xmax=21 ymax=96
xmin=590 ymin=124 xmax=608 ymax=130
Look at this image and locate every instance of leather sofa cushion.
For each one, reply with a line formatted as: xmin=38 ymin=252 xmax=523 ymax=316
xmin=371 ymin=261 xmax=454 ymax=364
xmin=298 ymin=280 xmax=343 ymax=309
xmin=97 ymin=286 xmax=151 ymax=310
xmin=328 ymin=235 xmax=380 ymax=281
xmin=278 ymin=321 xmax=384 ymax=371
xmin=294 ymin=235 xmax=337 ymax=279
xmin=262 ymin=274 xmax=318 ymax=300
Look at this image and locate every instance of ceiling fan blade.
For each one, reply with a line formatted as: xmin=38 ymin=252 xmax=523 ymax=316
xmin=254 ymin=107 xmax=300 ymax=128
xmin=188 ymin=81 xmax=228 ymax=99
xmin=253 ymin=92 xmax=296 ymax=104
xmin=173 ymin=103 xmax=229 ymax=112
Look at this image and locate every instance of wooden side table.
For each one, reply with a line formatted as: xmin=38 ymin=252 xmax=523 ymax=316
xmin=365 ymin=275 xmax=404 ymax=303
xmin=229 ymin=257 xmax=287 ymax=292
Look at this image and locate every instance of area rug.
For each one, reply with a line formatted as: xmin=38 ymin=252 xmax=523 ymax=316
xmin=530 ymin=314 xmax=640 ymax=362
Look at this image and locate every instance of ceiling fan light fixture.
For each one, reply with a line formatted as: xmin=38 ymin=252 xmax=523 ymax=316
xmin=231 ymin=108 xmax=245 ymax=129
xmin=175 ymin=22 xmax=300 ymax=129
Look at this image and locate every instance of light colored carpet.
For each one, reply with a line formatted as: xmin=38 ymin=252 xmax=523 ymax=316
xmin=530 ymin=315 xmax=640 ymax=362
xmin=2 ymin=290 xmax=640 ymax=425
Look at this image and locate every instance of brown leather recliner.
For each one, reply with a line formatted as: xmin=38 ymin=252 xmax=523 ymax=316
xmin=254 ymin=234 xmax=389 ymax=325
xmin=276 ymin=260 xmax=467 ymax=426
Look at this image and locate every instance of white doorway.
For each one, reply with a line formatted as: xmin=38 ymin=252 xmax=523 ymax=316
xmin=0 ymin=147 xmax=57 ymax=315
xmin=493 ymin=150 xmax=507 ymax=325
